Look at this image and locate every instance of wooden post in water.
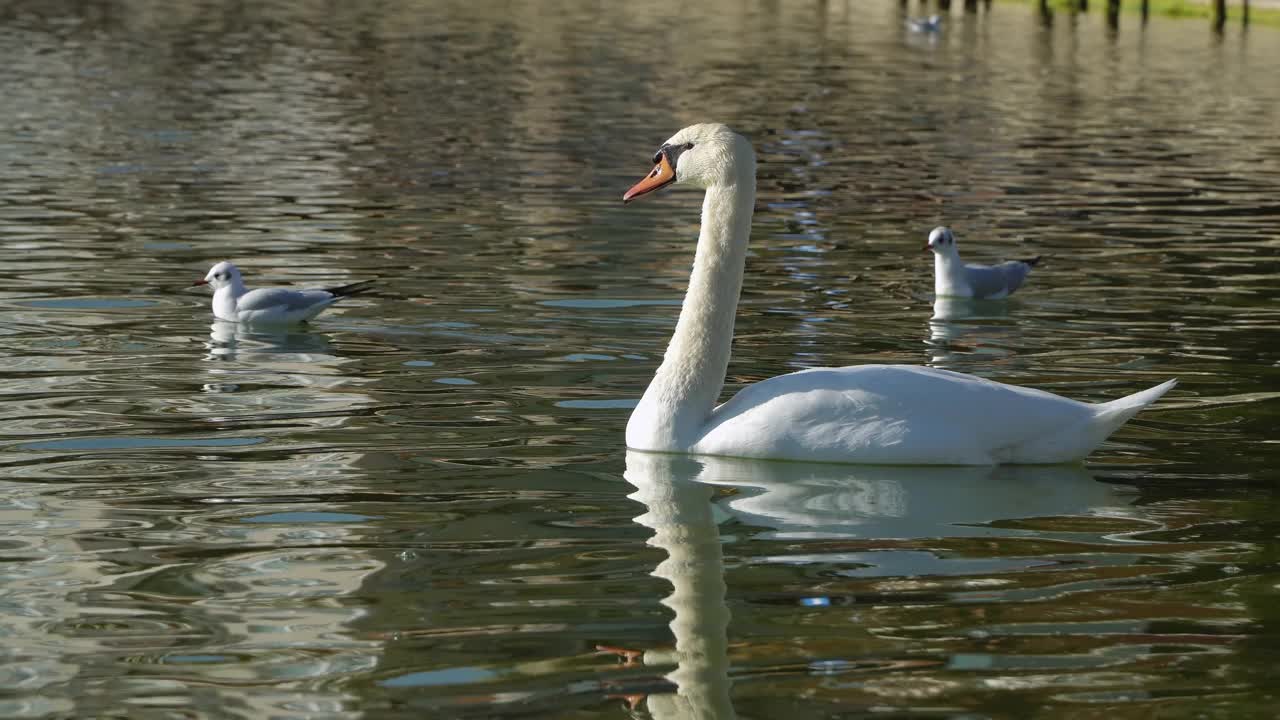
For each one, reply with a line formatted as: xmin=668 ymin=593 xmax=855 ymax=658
xmin=965 ymin=0 xmax=978 ymax=12
xmin=939 ymin=0 xmax=951 ymax=11
xmin=1107 ymin=0 xmax=1119 ymax=28
xmin=1244 ymin=0 xmax=1251 ymax=26
xmin=1141 ymin=0 xmax=1149 ymax=23
xmin=1078 ymin=0 xmax=1088 ymax=10
xmin=1213 ymin=0 xmax=1226 ymax=31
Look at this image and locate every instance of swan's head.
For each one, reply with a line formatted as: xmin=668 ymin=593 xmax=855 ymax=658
xmin=194 ymin=261 xmax=244 ymax=290
xmin=623 ymin=123 xmax=755 ymax=203
xmin=925 ymin=226 xmax=959 ymax=256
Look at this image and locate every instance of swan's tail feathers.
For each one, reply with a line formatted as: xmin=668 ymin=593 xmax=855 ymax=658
xmin=1071 ymin=378 xmax=1178 ymax=458
xmin=1007 ymin=379 xmax=1176 ymax=464
xmin=1095 ymin=378 xmax=1177 ymax=423
xmin=325 ymin=280 xmax=377 ymax=298
xmin=1020 ymin=255 xmax=1042 ymax=267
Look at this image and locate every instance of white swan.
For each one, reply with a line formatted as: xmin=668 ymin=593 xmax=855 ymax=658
xmin=621 ymin=123 xmax=1175 ymax=465
xmin=926 ymin=226 xmax=1039 ymax=299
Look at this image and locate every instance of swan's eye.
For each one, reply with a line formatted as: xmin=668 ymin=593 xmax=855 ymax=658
xmin=683 ymin=142 xmax=694 ymax=150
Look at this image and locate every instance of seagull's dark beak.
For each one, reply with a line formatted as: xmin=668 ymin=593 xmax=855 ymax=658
xmin=191 ymin=279 xmax=209 ymax=287
xmin=623 ymin=149 xmax=677 ymax=204
xmin=923 ymin=244 xmax=934 ymax=253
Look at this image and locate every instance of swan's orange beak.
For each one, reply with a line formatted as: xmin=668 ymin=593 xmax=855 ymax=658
xmin=623 ymin=152 xmax=676 ymax=203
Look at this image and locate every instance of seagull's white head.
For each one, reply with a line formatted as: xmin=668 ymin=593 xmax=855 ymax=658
xmin=623 ymin=123 xmax=755 ymax=202
xmin=195 ymin=261 xmax=244 ymax=291
xmin=925 ymin=226 xmax=959 ymax=257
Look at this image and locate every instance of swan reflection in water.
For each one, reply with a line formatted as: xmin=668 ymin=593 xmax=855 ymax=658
xmin=609 ymin=451 xmax=1135 ymax=719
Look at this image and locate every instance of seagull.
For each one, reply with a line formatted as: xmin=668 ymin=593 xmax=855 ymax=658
xmin=192 ymin=261 xmax=375 ymax=325
xmin=926 ymin=226 xmax=1040 ymax=299
xmin=906 ymin=14 xmax=943 ymax=33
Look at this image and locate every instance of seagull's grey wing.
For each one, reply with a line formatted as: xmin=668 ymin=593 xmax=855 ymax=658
xmin=238 ymin=287 xmax=333 ymax=312
xmin=961 ymin=264 xmax=1015 ymax=299
xmin=991 ymin=260 xmax=1035 ymax=295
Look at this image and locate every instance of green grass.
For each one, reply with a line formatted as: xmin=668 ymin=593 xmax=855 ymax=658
xmin=1004 ymin=0 xmax=1280 ymax=27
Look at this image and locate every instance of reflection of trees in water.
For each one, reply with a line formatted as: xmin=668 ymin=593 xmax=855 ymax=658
xmin=0 ymin=0 xmax=382 ymax=314
xmin=0 ymin=441 xmax=391 ymax=717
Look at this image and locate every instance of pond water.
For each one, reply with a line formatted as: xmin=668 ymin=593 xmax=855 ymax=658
xmin=1 ymin=0 xmax=1278 ymax=717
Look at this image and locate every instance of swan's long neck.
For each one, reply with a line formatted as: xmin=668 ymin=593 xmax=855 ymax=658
xmin=629 ymin=176 xmax=756 ymax=451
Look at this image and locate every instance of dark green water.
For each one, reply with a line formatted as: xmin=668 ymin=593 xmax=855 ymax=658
xmin=0 ymin=1 xmax=1278 ymax=717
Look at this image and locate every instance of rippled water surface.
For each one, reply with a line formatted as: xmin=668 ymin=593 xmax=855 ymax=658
xmin=1 ymin=1 xmax=1279 ymax=717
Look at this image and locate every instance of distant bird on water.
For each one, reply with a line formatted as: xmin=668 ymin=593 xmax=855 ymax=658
xmin=192 ymin=261 xmax=375 ymax=325
xmin=906 ymin=14 xmax=944 ymax=33
xmin=925 ymin=226 xmax=1040 ymax=299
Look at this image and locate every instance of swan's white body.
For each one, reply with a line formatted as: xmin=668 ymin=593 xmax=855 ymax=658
xmin=927 ymin=226 xmax=1038 ymax=299
xmin=623 ymin=124 xmax=1174 ymax=466
xmin=195 ymin=261 xmax=373 ymax=325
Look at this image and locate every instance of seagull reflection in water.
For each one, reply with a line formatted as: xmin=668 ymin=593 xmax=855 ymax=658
xmin=926 ymin=296 xmax=1018 ymax=370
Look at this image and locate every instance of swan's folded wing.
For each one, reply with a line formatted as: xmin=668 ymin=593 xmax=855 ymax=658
xmin=692 ymin=365 xmax=1097 ymax=465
